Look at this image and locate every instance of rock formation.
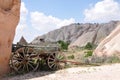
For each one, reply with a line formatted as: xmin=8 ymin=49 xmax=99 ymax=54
xmin=17 ymin=36 xmax=28 ymax=45
xmin=31 ymin=21 xmax=120 ymax=48
xmin=0 ymin=0 xmax=21 ymax=76
xmin=0 ymin=0 xmax=13 ymax=11
xmin=94 ymin=23 xmax=120 ymax=57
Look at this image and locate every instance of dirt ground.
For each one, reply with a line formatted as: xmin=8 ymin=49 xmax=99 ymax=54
xmin=2 ymin=63 xmax=120 ymax=80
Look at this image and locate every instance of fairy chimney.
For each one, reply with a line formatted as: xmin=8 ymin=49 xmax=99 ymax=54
xmin=18 ymin=36 xmax=28 ymax=45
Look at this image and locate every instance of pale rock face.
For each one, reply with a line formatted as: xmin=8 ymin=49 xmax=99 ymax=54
xmin=0 ymin=0 xmax=21 ymax=77
xmin=0 ymin=0 xmax=13 ymax=10
xmin=70 ymin=31 xmax=96 ymax=47
xmin=31 ymin=21 xmax=119 ymax=49
xmin=94 ymin=23 xmax=120 ymax=57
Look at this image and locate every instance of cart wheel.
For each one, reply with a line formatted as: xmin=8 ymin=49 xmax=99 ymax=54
xmin=47 ymin=52 xmax=66 ymax=70
xmin=10 ymin=47 xmax=39 ymax=73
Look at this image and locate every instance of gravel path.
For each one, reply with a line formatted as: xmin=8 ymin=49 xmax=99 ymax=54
xmin=3 ymin=63 xmax=120 ymax=80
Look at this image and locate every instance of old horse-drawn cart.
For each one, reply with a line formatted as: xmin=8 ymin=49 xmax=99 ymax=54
xmin=10 ymin=41 xmax=66 ymax=73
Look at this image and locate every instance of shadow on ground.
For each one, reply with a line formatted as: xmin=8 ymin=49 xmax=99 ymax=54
xmin=2 ymin=69 xmax=56 ymax=80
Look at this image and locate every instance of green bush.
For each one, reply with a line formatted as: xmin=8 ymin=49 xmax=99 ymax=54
xmin=68 ymin=55 xmax=75 ymax=59
xmin=84 ymin=50 xmax=93 ymax=57
xmin=58 ymin=40 xmax=69 ymax=50
xmin=84 ymin=42 xmax=94 ymax=50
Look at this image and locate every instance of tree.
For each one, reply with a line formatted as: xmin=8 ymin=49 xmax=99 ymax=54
xmin=0 ymin=0 xmax=21 ymax=76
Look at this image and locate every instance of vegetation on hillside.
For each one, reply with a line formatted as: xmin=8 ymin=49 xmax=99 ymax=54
xmin=84 ymin=42 xmax=95 ymax=50
xmin=58 ymin=40 xmax=70 ymax=50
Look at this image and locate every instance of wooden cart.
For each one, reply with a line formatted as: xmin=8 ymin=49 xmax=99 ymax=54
xmin=10 ymin=43 xmax=66 ymax=73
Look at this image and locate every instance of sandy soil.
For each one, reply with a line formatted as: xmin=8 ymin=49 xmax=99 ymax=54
xmin=2 ymin=63 xmax=120 ymax=80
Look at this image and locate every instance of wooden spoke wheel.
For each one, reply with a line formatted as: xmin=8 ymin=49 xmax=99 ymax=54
xmin=47 ymin=52 xmax=66 ymax=70
xmin=10 ymin=47 xmax=39 ymax=73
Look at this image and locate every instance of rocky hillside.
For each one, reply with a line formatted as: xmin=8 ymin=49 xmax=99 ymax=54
xmin=94 ymin=23 xmax=120 ymax=57
xmin=31 ymin=21 xmax=120 ymax=48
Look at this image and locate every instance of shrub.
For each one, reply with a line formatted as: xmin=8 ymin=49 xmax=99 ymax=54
xmin=104 ymin=56 xmax=120 ymax=63
xmin=84 ymin=50 xmax=93 ymax=57
xmin=58 ymin=40 xmax=69 ymax=50
xmin=68 ymin=55 xmax=75 ymax=59
xmin=84 ymin=42 xmax=94 ymax=50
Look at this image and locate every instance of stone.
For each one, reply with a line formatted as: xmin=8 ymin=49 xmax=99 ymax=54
xmin=0 ymin=0 xmax=13 ymax=10
xmin=0 ymin=0 xmax=21 ymax=77
xmin=17 ymin=36 xmax=28 ymax=45
xmin=94 ymin=23 xmax=120 ymax=57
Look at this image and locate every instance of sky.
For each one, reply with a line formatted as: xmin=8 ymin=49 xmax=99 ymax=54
xmin=13 ymin=0 xmax=120 ymax=43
